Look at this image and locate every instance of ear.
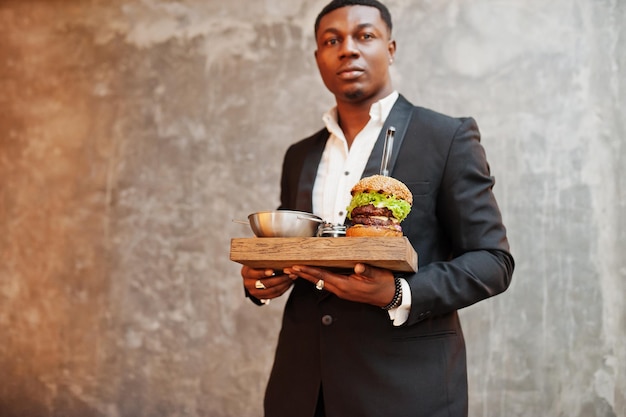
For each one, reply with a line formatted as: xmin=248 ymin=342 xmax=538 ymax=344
xmin=314 ymin=49 xmax=321 ymax=67
xmin=388 ymin=39 xmax=396 ymax=61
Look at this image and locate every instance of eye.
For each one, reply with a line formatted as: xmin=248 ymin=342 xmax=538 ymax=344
xmin=360 ymin=33 xmax=375 ymax=40
xmin=324 ymin=38 xmax=339 ymax=46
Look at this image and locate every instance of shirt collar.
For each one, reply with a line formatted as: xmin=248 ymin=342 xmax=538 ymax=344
xmin=322 ymin=91 xmax=399 ymax=140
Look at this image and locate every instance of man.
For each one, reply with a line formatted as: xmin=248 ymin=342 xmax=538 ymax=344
xmin=241 ymin=0 xmax=514 ymax=416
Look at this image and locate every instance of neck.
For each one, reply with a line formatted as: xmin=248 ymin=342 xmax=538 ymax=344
xmin=338 ymin=103 xmax=372 ymax=146
xmin=336 ymin=89 xmax=393 ymax=147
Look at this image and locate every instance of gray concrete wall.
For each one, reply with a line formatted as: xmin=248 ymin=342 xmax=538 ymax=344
xmin=0 ymin=0 xmax=624 ymax=416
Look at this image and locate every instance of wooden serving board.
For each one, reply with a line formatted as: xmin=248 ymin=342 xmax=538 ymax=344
xmin=230 ymin=237 xmax=418 ymax=273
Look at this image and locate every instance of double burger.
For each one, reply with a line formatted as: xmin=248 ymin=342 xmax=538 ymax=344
xmin=345 ymin=175 xmax=413 ymax=237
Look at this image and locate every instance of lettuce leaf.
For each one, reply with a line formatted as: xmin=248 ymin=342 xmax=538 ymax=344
xmin=346 ymin=191 xmax=412 ymax=221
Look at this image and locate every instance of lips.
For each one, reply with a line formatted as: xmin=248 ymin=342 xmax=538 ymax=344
xmin=337 ymin=66 xmax=365 ymax=80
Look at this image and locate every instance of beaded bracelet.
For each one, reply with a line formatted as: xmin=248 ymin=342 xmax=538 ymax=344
xmin=381 ymin=276 xmax=403 ymax=310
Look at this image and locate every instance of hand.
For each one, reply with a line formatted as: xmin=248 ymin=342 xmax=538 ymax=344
xmin=284 ymin=263 xmax=396 ymax=307
xmin=242 ymin=265 xmax=294 ymax=302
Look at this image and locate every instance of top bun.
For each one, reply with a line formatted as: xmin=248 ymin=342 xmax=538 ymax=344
xmin=351 ymin=175 xmax=413 ymax=205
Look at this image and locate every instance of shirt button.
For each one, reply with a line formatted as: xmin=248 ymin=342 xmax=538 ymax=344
xmin=338 ymin=211 xmax=344 ymax=216
xmin=321 ymin=315 xmax=333 ymax=326
xmin=344 ymin=171 xmax=349 ymax=176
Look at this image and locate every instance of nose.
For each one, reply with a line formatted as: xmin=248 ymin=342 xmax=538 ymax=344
xmin=339 ymin=36 xmax=359 ymax=59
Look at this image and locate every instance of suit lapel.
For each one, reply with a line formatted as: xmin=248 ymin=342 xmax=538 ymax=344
xmin=362 ymin=95 xmax=414 ymax=178
xmin=295 ymin=130 xmax=329 ymax=212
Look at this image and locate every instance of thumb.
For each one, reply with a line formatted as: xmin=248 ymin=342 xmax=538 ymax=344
xmin=353 ymin=263 xmax=369 ymax=276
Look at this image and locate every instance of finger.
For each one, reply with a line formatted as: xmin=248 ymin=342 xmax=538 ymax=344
xmin=353 ymin=263 xmax=385 ymax=279
xmin=250 ymin=275 xmax=292 ymax=298
xmin=242 ymin=265 xmax=276 ymax=279
xmin=272 ymin=279 xmax=294 ymax=297
xmin=242 ymin=268 xmax=277 ymax=291
xmin=283 ymin=267 xmax=296 ymax=279
xmin=290 ymin=265 xmax=325 ymax=284
xmin=258 ymin=274 xmax=290 ymax=288
xmin=248 ymin=269 xmax=277 ymax=287
xmin=354 ymin=263 xmax=367 ymax=275
xmin=254 ymin=280 xmax=292 ymax=300
xmin=290 ymin=265 xmax=346 ymax=293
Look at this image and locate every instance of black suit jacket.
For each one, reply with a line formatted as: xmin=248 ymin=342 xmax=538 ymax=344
xmin=263 ymin=95 xmax=514 ymax=417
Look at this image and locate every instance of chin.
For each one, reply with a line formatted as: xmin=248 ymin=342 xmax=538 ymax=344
xmin=344 ymin=88 xmax=365 ymax=101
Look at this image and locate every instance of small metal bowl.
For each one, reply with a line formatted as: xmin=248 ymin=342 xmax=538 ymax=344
xmin=248 ymin=210 xmax=323 ymax=237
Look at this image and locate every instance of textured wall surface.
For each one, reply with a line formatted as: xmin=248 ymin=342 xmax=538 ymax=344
xmin=0 ymin=0 xmax=624 ymax=416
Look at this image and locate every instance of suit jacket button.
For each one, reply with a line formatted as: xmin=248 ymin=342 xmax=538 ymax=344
xmin=321 ymin=315 xmax=333 ymax=326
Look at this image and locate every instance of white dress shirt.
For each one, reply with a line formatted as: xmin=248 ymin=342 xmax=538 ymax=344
xmin=311 ymin=91 xmax=411 ymax=326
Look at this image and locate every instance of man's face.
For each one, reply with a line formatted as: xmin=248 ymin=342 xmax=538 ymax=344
xmin=314 ymin=5 xmax=396 ymax=105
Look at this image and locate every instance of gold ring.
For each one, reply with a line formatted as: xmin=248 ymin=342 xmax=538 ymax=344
xmin=315 ymin=279 xmax=324 ymax=291
xmin=255 ymin=279 xmax=266 ymax=290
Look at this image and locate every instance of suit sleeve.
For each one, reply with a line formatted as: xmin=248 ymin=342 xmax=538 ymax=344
xmin=404 ymin=117 xmax=514 ymax=325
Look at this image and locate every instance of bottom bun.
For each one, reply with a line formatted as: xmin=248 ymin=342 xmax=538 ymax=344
xmin=346 ymin=225 xmax=403 ymax=237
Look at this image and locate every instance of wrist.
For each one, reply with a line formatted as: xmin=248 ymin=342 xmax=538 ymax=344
xmin=381 ymin=276 xmax=403 ymax=310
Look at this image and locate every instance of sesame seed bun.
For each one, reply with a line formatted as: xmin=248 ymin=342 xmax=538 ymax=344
xmin=350 ymin=175 xmax=413 ymax=205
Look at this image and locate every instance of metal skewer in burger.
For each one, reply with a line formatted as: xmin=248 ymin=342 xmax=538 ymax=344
xmin=345 ymin=175 xmax=413 ymax=237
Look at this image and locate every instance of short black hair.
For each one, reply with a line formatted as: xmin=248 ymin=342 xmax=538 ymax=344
xmin=314 ymin=0 xmax=393 ymax=36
